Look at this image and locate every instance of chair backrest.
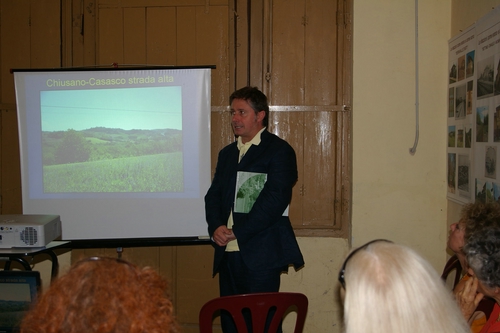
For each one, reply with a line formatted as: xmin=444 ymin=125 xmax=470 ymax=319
xmin=441 ymin=254 xmax=462 ymax=288
xmin=199 ymin=292 xmax=308 ymax=333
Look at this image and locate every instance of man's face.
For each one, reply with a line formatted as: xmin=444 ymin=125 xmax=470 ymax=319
xmin=230 ymin=98 xmax=265 ymax=143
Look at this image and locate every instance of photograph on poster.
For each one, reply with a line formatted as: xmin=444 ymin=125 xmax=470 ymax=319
xmin=466 ymin=127 xmax=472 ymax=148
xmin=494 ymin=57 xmax=500 ymax=95
xmin=456 ymin=84 xmax=467 ymax=119
xmin=494 ymin=104 xmax=500 ymax=142
xmin=457 ymin=128 xmax=464 ymax=148
xmin=493 ymin=182 xmax=500 ymax=201
xmin=458 ymin=154 xmax=470 ymax=198
xmin=467 ymin=80 xmax=474 ymax=114
xmin=449 ymin=87 xmax=455 ymax=117
xmin=477 ymin=56 xmax=494 ymax=99
xmin=458 ymin=55 xmax=466 ymax=81
xmin=485 ymin=145 xmax=497 ymax=179
xmin=448 ymin=126 xmax=456 ymax=147
xmin=448 ymin=153 xmax=456 ymax=194
xmin=450 ymin=61 xmax=457 ymax=84
xmin=476 ymin=105 xmax=489 ymax=142
xmin=475 ymin=178 xmax=493 ymax=202
xmin=467 ymin=51 xmax=475 ymax=78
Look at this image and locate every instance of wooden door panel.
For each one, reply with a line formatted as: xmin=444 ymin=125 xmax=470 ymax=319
xmin=270 ymin=0 xmax=306 ymax=105
xmin=304 ymin=0 xmax=338 ymax=105
xmin=195 ymin=6 xmax=230 ymax=106
xmin=264 ymin=0 xmax=343 ymax=233
xmin=146 ymin=7 xmax=177 ymax=65
xmin=98 ymin=7 xmax=124 ymax=65
xmin=1 ymin=1 xmax=30 ymax=104
xmin=210 ymin=111 xmax=235 ymax=175
xmin=0 ymin=110 xmax=22 ymax=213
xmin=302 ymin=111 xmax=337 ymax=228
xmin=1 ymin=1 xmax=44 ymax=215
xmin=124 ymin=7 xmax=147 ymax=64
xmin=177 ymin=7 xmax=198 ymax=66
xmin=31 ymin=0 xmax=60 ymax=68
xmin=268 ymin=112 xmax=304 ymax=223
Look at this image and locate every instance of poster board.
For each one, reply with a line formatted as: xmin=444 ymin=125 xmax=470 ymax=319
xmin=447 ymin=6 xmax=500 ymax=204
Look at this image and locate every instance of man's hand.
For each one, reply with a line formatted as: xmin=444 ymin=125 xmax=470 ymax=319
xmin=455 ymin=276 xmax=484 ymax=320
xmin=212 ymin=225 xmax=236 ymax=246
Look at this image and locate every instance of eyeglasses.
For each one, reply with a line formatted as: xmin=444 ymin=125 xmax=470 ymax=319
xmin=338 ymin=239 xmax=393 ymax=289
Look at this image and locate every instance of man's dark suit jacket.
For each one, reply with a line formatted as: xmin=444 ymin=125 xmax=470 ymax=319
xmin=205 ymin=130 xmax=304 ymax=276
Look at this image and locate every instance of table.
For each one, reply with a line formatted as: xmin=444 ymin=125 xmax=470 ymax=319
xmin=0 ymin=241 xmax=70 ymax=281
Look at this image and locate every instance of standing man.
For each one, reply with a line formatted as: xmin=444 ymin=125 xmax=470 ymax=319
xmin=205 ymin=86 xmax=304 ymax=332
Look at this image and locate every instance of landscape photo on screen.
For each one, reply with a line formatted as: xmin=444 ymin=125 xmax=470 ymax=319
xmin=40 ymin=86 xmax=183 ymax=193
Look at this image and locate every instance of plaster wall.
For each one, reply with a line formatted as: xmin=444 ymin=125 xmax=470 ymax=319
xmin=353 ymin=0 xmax=451 ymax=272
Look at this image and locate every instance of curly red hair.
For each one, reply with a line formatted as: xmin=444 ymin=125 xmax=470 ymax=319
xmin=20 ymin=257 xmax=179 ymax=333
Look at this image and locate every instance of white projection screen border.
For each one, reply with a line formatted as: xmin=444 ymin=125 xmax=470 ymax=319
xmin=12 ymin=66 xmax=214 ymax=245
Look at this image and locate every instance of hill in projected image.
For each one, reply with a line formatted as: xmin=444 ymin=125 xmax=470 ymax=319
xmin=40 ymin=86 xmax=183 ymax=193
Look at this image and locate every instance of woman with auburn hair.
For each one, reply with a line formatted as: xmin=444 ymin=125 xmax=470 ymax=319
xmin=20 ymin=257 xmax=179 ymax=333
xmin=339 ymin=240 xmax=470 ymax=333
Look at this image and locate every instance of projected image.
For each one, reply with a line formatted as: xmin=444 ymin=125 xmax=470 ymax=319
xmin=40 ymin=86 xmax=183 ymax=193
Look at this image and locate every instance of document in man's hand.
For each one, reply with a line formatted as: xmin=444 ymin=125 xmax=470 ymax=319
xmin=233 ymin=171 xmax=289 ymax=216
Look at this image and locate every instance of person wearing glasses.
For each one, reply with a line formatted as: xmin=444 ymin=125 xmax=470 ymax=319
xmin=448 ymin=202 xmax=500 ymax=332
xmin=463 ymin=226 xmax=500 ymax=333
xmin=205 ymin=86 xmax=304 ymax=333
xmin=339 ymin=240 xmax=470 ymax=333
xmin=20 ymin=257 xmax=179 ymax=333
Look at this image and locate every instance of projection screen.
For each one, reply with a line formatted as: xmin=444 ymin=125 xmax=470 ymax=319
xmin=13 ymin=66 xmax=212 ymax=242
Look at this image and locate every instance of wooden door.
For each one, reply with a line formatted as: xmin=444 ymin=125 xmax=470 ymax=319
xmin=227 ymin=0 xmax=352 ymax=237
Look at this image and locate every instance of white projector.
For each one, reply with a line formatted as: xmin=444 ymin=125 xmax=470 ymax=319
xmin=0 ymin=214 xmax=61 ymax=248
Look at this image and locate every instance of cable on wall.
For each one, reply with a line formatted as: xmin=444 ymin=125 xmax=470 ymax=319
xmin=409 ymin=0 xmax=419 ymax=155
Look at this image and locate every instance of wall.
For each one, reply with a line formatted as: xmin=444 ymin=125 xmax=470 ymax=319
xmin=353 ymin=0 xmax=452 ymax=272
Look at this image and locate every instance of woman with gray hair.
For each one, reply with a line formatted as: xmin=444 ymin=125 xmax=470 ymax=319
xmin=339 ymin=240 xmax=470 ymax=333
xmin=463 ymin=226 xmax=500 ymax=332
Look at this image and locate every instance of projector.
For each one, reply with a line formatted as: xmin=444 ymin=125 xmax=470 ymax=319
xmin=0 ymin=214 xmax=61 ymax=248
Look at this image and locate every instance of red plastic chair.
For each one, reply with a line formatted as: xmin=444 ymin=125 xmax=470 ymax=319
xmin=199 ymin=292 xmax=308 ymax=333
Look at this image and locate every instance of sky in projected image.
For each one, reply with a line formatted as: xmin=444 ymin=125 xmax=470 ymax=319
xmin=40 ymin=86 xmax=182 ymax=132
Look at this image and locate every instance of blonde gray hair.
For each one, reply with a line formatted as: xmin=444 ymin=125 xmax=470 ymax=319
xmin=342 ymin=241 xmax=470 ymax=333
